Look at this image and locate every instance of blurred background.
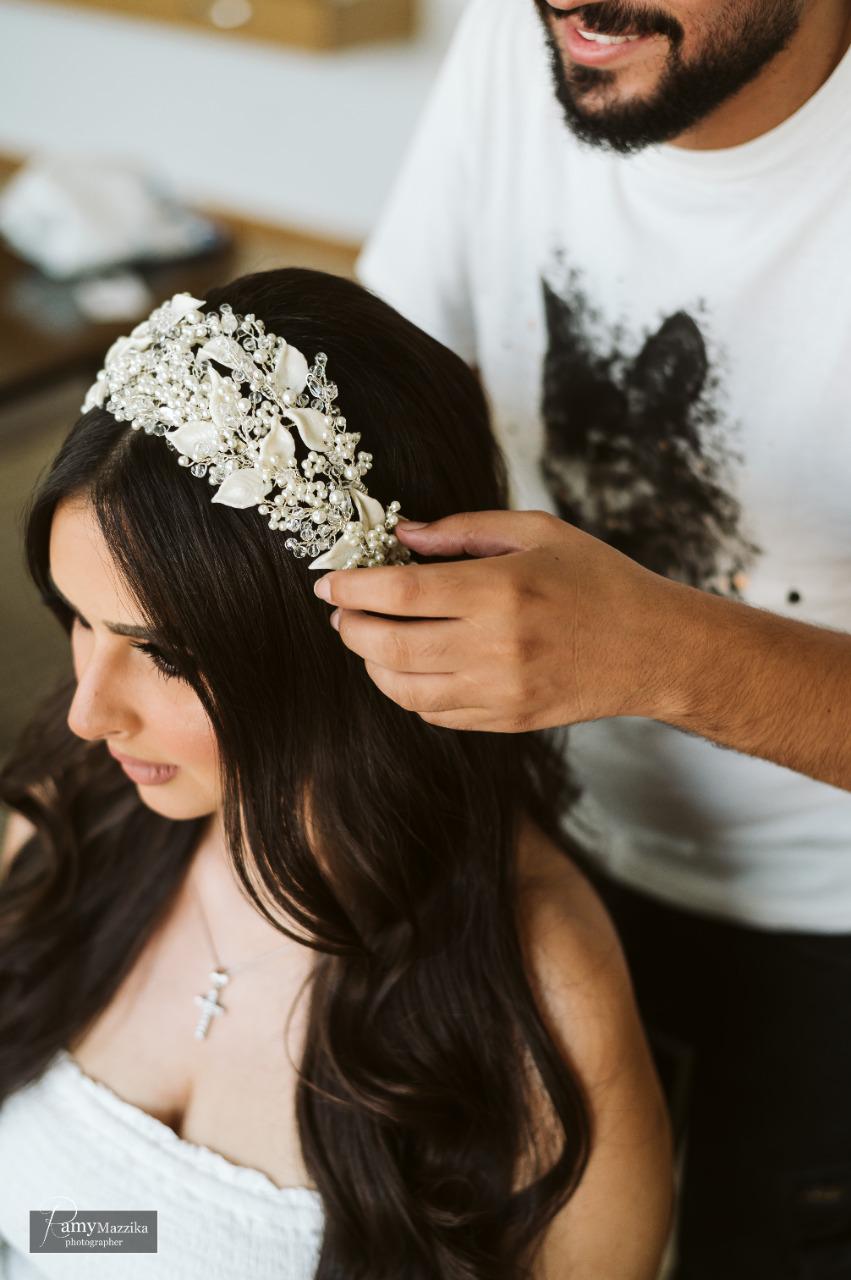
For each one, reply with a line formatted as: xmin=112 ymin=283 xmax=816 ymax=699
xmin=0 ymin=0 xmax=466 ymax=766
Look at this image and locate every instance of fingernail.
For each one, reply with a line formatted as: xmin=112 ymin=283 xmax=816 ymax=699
xmin=313 ymin=577 xmax=332 ymax=601
xmin=397 ymin=519 xmax=428 ymax=531
xmin=329 ymin=608 xmax=340 ymax=631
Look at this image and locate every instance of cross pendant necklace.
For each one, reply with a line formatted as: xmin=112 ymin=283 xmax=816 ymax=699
xmin=193 ymin=968 xmax=231 ymax=1041
xmin=191 ymin=882 xmax=291 ymax=1042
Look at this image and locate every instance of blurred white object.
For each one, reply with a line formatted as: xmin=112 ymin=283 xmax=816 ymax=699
xmin=208 ymin=0 xmax=254 ymax=28
xmin=0 ymin=155 xmax=224 ymax=280
xmin=71 ymin=271 xmax=155 ymax=323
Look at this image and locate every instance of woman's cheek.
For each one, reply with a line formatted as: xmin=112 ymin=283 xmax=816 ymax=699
xmin=156 ymin=689 xmax=219 ymax=774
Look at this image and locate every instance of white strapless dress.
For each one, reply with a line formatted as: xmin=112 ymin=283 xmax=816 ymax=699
xmin=0 ymin=1050 xmax=324 ymax=1278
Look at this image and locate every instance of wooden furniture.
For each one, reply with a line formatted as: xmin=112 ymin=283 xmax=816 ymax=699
xmin=30 ymin=0 xmax=418 ymax=52
xmin=0 ymin=158 xmax=359 ymax=411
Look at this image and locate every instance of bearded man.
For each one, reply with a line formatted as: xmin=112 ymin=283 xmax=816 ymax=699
xmin=314 ymin=4 xmax=851 ymax=1272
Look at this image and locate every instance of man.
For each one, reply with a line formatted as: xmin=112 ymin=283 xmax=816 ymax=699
xmin=313 ymin=0 xmax=851 ymax=1273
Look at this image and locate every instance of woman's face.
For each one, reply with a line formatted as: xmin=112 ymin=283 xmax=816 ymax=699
xmin=48 ymin=498 xmax=220 ymax=822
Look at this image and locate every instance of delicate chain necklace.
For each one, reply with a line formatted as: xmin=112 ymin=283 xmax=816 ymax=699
xmin=191 ymin=881 xmax=291 ymax=1041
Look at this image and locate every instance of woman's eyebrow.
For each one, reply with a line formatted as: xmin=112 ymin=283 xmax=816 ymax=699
xmin=46 ymin=571 xmax=158 ymax=641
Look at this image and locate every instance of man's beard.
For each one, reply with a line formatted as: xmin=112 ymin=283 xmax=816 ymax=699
xmin=532 ymin=0 xmax=803 ymax=153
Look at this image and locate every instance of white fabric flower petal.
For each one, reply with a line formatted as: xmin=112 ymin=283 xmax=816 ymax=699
xmin=103 ymin=333 xmax=145 ymax=365
xmin=273 ymin=342 xmax=309 ymax=398
xmin=284 ymin=408 xmax=330 ymax=452
xmin=167 ymin=293 xmax=206 ymax=320
xmin=83 ymin=380 xmax=108 ymax=412
xmin=309 ymin=535 xmax=358 ymax=571
xmin=350 ymin=488 xmax=386 ymax=532
xmin=258 ymin=422 xmax=296 ymax=470
xmin=196 ymin=335 xmax=251 ymax=374
xmin=211 ymin=468 xmax=273 ymax=508
xmin=127 ymin=322 xmax=154 ymax=349
xmin=167 ymin=419 xmax=220 ymax=460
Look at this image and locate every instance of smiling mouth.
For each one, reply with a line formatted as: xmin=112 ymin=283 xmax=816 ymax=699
xmin=546 ymin=3 xmax=667 ymax=61
xmin=546 ymin=2 xmax=657 ymax=39
xmin=576 ymin=27 xmax=644 ymax=43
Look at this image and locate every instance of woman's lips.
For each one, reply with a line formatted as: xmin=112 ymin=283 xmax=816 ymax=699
xmin=108 ymin=746 xmax=178 ymax=785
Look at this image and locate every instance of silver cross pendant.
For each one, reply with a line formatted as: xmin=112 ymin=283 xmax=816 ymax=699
xmin=193 ymin=968 xmax=230 ymax=1041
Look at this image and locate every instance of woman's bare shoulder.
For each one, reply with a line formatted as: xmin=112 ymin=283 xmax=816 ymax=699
xmin=516 ymin=819 xmax=675 ymax=1280
xmin=517 ymin=820 xmax=625 ymax=967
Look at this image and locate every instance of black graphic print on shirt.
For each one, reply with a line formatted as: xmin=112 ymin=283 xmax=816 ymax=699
xmin=539 ymin=262 xmax=761 ymax=598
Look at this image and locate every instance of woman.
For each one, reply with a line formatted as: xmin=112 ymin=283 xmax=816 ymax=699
xmin=0 ymin=268 xmax=673 ymax=1279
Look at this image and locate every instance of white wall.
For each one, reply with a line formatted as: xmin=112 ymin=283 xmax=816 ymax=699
xmin=0 ymin=0 xmax=465 ymax=243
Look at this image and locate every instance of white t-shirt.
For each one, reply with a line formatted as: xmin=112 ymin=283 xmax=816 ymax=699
xmin=356 ymin=0 xmax=851 ymax=933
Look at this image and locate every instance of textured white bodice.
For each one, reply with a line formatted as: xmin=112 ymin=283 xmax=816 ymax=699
xmin=0 ymin=1050 xmax=324 ymax=1278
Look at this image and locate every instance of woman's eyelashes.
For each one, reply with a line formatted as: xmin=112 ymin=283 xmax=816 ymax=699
xmin=43 ymin=592 xmax=184 ymax=682
xmin=128 ymin=639 xmax=184 ymax=682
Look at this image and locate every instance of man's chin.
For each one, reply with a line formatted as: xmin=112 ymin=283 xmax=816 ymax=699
xmin=554 ymin=33 xmax=670 ymax=96
xmin=554 ymin=78 xmax=674 ymax=151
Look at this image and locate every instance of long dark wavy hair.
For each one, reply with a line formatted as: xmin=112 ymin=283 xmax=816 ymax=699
xmin=0 ymin=268 xmax=591 ymax=1278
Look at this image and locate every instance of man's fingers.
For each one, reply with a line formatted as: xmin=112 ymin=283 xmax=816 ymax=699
xmin=314 ymin=561 xmax=486 ymax=618
xmin=336 ymin=611 xmax=458 ymax=673
xmin=395 ymin=509 xmax=559 ymax=559
xmin=312 ymin=511 xmax=563 ymax=616
xmin=363 ymin=662 xmax=475 ymax=715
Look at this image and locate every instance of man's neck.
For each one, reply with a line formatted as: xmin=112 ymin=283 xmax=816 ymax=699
xmin=670 ymin=2 xmax=851 ymax=150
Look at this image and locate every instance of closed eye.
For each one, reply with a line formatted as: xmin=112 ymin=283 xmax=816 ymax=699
xmin=128 ymin=640 xmax=184 ymax=681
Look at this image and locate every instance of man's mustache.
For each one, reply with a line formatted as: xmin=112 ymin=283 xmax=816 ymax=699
xmin=542 ymin=0 xmax=681 ymax=44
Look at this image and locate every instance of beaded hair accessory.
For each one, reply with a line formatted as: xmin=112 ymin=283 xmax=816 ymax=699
xmin=81 ymin=292 xmax=411 ymax=571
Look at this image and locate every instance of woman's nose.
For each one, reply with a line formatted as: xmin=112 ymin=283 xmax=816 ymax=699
xmin=66 ymin=646 xmax=140 ymax=743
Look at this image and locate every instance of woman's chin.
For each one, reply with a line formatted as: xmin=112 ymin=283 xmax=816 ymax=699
xmin=132 ymin=781 xmax=216 ymax=822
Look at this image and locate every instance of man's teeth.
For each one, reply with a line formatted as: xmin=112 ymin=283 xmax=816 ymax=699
xmin=577 ymin=28 xmax=643 ymax=43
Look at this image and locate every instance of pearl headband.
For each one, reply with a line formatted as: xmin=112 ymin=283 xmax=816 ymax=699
xmin=81 ymin=292 xmax=412 ymax=571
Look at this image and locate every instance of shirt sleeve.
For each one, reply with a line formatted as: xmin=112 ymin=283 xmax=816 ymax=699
xmin=355 ymin=0 xmax=489 ymax=367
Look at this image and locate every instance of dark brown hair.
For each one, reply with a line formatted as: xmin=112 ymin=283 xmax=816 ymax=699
xmin=0 ymin=268 xmax=590 ymax=1278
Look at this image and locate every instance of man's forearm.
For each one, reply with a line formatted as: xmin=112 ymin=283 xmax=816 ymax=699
xmin=653 ymin=578 xmax=851 ymax=791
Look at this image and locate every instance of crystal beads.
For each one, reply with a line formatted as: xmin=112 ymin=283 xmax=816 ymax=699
xmin=81 ymin=293 xmax=412 ymax=572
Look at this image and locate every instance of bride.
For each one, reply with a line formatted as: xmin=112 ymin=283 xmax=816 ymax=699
xmin=0 ymin=267 xmax=673 ymax=1279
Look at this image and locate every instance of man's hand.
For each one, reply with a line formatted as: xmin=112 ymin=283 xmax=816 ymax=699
xmin=312 ymin=510 xmax=675 ymax=732
xmin=314 ymin=507 xmax=851 ymax=791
